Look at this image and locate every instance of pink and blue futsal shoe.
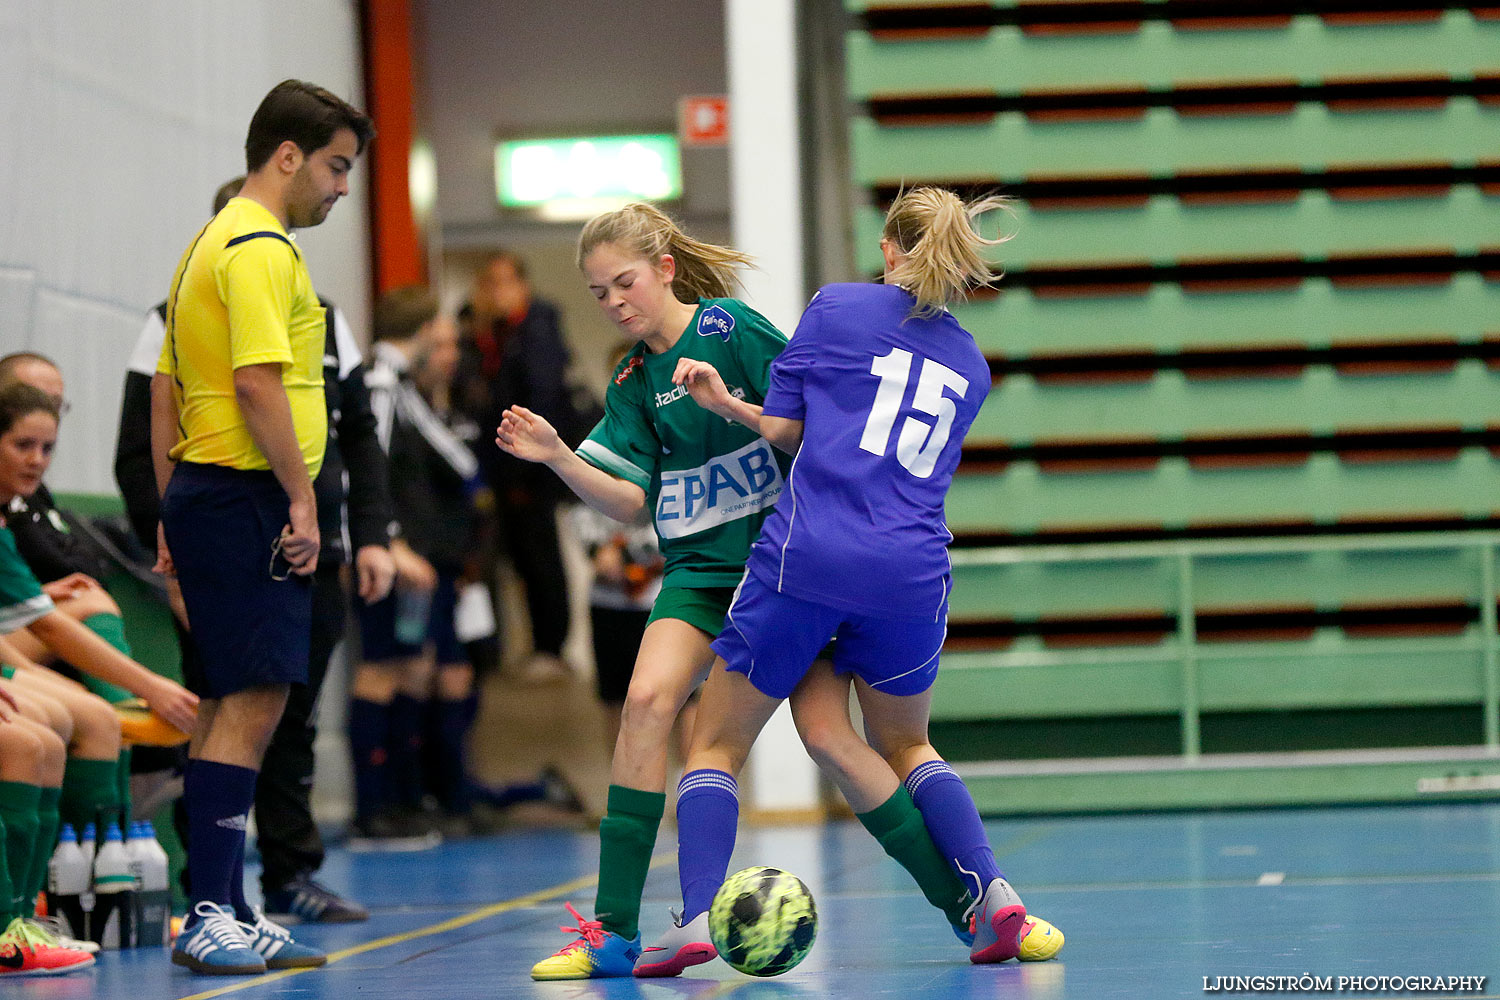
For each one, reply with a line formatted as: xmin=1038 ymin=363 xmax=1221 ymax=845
xmin=530 ymin=903 xmax=642 ymax=980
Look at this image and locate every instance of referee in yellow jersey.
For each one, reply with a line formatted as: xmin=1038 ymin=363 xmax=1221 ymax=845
xmin=150 ymin=80 xmax=373 ymax=976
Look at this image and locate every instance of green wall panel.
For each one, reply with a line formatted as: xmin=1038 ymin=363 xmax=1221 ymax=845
xmin=952 ymin=547 xmax=1488 ymax=617
xmin=855 ymin=189 xmax=1500 ymax=272
xmin=945 ymin=452 xmax=1500 ymax=533
xmin=847 ymin=13 xmax=1498 ymax=97
xmin=849 ymin=8 xmax=1500 ymax=812
xmin=951 ymin=278 xmax=1500 ymax=357
xmin=933 ymin=655 xmax=1184 ymax=719
xmin=969 ymin=364 xmax=1500 ymax=444
xmin=960 ymin=752 xmax=1500 ymax=814
xmin=852 ymin=103 xmax=1499 ymax=181
xmin=1196 ymin=645 xmax=1485 ymax=710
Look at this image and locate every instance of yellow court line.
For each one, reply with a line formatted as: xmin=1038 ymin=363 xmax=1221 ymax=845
xmin=173 ymin=851 xmax=678 ymax=1000
xmin=989 ymin=824 xmax=1057 ymax=859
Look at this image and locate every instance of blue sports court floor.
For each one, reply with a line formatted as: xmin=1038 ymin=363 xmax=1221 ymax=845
xmin=85 ymin=802 xmax=1500 ymax=999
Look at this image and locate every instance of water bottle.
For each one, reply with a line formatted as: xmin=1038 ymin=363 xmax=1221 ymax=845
xmin=45 ymin=824 xmax=89 ymax=942
xmin=395 ymin=585 xmax=432 ymax=646
xmin=88 ymin=822 xmax=135 ymax=949
xmin=78 ymin=821 xmax=98 ymax=938
xmin=123 ymin=823 xmax=147 ymax=948
xmin=132 ymin=821 xmax=171 ymax=948
xmin=79 ymin=822 xmax=96 ymax=872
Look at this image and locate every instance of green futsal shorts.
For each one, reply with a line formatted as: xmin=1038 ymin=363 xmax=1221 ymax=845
xmin=646 ymin=585 xmax=738 ymax=640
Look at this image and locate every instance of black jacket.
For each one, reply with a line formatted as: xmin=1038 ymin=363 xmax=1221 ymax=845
xmin=366 ymin=342 xmax=480 ymax=573
xmin=455 ymin=298 xmax=575 ymax=501
xmin=114 ymin=300 xmax=395 ymax=563
xmin=7 ymin=484 xmax=115 ymax=584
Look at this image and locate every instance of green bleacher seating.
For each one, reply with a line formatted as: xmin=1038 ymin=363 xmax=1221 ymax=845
xmin=845 ymin=2 xmax=1500 ymax=811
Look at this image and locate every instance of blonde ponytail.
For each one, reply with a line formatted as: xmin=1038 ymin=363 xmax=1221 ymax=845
xmin=576 ymin=202 xmax=753 ymax=303
xmin=882 ymin=187 xmax=1012 ymax=317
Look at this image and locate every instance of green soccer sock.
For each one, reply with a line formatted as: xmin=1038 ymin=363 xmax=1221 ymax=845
xmin=593 ymin=785 xmax=665 ymax=940
xmin=29 ymin=787 xmax=61 ymax=910
xmin=0 ymin=782 xmax=41 ymax=921
xmin=0 ymin=814 xmax=12 ymax=925
xmin=83 ymin=613 xmax=132 ymax=658
xmin=81 ymin=614 xmax=134 ymax=703
xmin=59 ymin=757 xmax=120 ymax=834
xmin=857 ymin=786 xmax=973 ymax=931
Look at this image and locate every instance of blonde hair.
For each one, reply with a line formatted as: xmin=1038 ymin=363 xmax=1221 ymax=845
xmin=576 ymin=202 xmax=752 ymax=303
xmin=882 ymin=187 xmax=1013 ymax=317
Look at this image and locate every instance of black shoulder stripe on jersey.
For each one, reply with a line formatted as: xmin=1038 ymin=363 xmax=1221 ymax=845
xmin=226 ymin=230 xmax=299 ymax=258
xmin=166 ymin=222 xmax=213 ymax=443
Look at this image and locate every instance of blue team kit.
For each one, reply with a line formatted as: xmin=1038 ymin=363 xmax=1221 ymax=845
xmin=719 ymin=283 xmax=990 ymax=695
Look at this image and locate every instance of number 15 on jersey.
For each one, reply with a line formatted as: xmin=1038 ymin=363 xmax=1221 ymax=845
xmin=857 ymin=348 xmax=970 ymax=479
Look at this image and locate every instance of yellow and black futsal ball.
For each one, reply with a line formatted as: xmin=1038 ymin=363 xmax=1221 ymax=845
xmin=708 ymin=866 xmax=817 ymax=977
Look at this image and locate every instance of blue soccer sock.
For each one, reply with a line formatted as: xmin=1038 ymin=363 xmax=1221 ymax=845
xmin=904 ymin=760 xmax=1003 ymax=898
xmin=347 ymin=697 xmax=390 ymax=822
xmin=676 ymin=769 xmax=740 ymax=922
xmin=388 ymin=693 xmax=426 ymax=810
xmin=184 ymin=759 xmax=257 ymax=922
xmin=456 ymin=690 xmax=479 ymax=730
xmin=472 ymin=777 xmax=545 ymax=809
xmin=432 ymin=696 xmax=475 ymax=813
xmin=229 ymin=842 xmax=254 ymax=923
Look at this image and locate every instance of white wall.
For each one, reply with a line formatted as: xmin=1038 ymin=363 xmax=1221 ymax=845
xmin=0 ymin=0 xmax=371 ymax=494
xmin=417 ymin=0 xmax=728 ymax=235
xmin=416 ymin=0 xmax=730 ymax=389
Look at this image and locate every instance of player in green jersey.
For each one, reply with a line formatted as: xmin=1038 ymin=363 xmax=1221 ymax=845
xmin=497 ymin=203 xmax=991 ymax=980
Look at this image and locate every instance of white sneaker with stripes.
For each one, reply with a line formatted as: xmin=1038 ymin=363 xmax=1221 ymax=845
xmin=237 ymin=910 xmax=327 ymax=969
xmin=170 ymin=901 xmax=265 ymax=976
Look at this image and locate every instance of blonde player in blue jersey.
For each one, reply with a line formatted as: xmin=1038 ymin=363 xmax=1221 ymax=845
xmin=656 ymin=187 xmax=1050 ymax=967
xmin=498 ymin=201 xmax=1059 ymax=981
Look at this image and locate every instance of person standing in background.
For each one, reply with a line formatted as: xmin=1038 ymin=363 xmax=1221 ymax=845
xmin=151 ymin=79 xmax=372 ymax=975
xmin=117 ymin=175 xmax=396 ymax=926
xmin=457 ymin=254 xmax=575 ymax=683
xmin=352 ymin=287 xmax=480 ymax=842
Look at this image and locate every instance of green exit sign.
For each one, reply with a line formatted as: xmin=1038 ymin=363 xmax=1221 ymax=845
xmin=496 ymin=134 xmax=681 ymax=210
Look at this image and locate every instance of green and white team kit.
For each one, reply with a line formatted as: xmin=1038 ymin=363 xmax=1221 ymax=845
xmin=577 ymin=298 xmax=791 ymax=588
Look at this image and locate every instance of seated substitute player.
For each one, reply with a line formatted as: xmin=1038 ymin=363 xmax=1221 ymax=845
xmin=0 ymin=386 xmax=196 ymax=743
xmin=654 ymin=187 xmax=1058 ymax=967
xmin=0 ymin=686 xmax=93 ymax=977
xmin=0 ymin=382 xmax=196 ymax=926
xmin=0 ymin=661 xmax=102 ymax=961
xmin=0 ymin=350 xmax=158 ymax=833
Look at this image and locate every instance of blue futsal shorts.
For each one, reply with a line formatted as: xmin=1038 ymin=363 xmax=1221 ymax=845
xmin=357 ymin=569 xmax=464 ymax=665
xmin=711 ymin=572 xmax=947 ymax=700
xmin=161 ymin=462 xmax=312 ymax=698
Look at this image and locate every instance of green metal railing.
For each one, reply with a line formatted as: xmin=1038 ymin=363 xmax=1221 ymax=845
xmin=947 ymin=530 xmax=1500 ymax=756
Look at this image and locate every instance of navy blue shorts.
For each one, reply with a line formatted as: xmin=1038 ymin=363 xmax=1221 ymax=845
xmin=711 ymin=572 xmax=947 ymax=700
xmin=357 ymin=569 xmax=464 ymax=665
xmin=161 ymin=462 xmax=312 ymax=698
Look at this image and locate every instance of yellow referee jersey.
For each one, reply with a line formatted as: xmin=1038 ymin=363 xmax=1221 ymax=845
xmin=158 ymin=197 xmax=327 ymax=476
